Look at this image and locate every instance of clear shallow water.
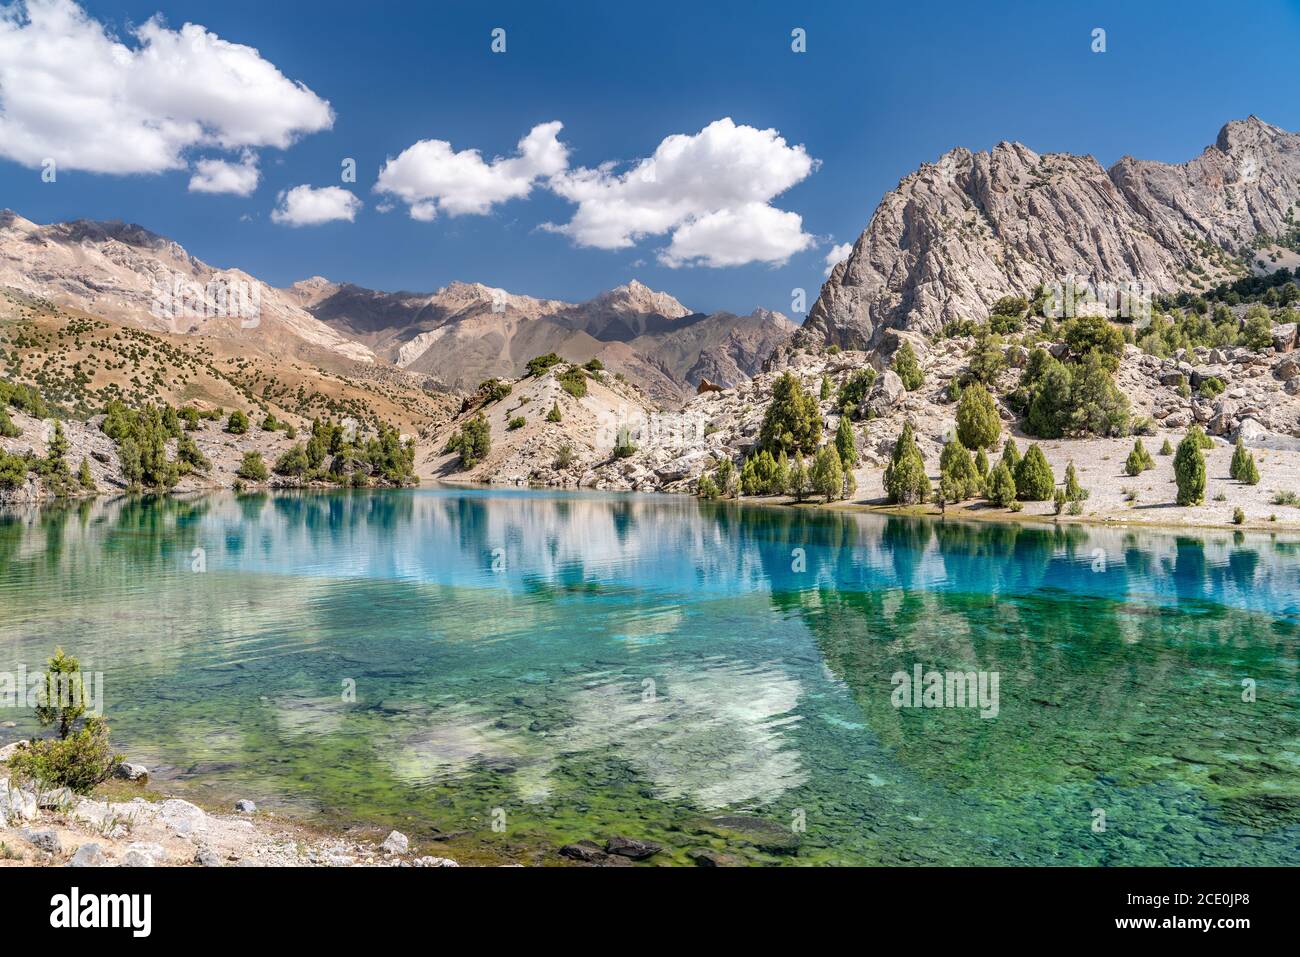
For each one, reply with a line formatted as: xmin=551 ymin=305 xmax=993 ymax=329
xmin=1 ymin=488 xmax=1298 ymax=865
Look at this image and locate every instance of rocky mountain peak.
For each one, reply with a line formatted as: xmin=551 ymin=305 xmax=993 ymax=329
xmin=592 ymin=279 xmax=691 ymax=319
xmin=792 ymin=118 xmax=1300 ymax=356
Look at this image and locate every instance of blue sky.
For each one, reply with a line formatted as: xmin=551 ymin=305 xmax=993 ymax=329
xmin=3 ymin=0 xmax=1300 ymax=318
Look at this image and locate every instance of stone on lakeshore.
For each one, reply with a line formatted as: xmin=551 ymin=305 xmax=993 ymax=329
xmin=69 ymin=843 xmax=105 ymax=867
xmin=120 ymin=850 xmax=155 ymax=867
xmin=194 ymin=847 xmax=222 ymax=867
xmin=23 ymin=829 xmax=64 ymax=854
xmin=234 ymin=799 xmax=256 ymax=813
xmin=380 ymin=830 xmax=409 ymax=854
xmin=157 ymin=799 xmax=206 ymax=835
xmin=115 ymin=763 xmax=149 ymax=783
xmin=687 ymin=848 xmax=743 ymax=867
xmin=604 ymin=835 xmax=662 ymax=860
xmin=558 ymin=840 xmax=605 ymax=862
xmin=413 ymin=856 xmax=459 ymax=867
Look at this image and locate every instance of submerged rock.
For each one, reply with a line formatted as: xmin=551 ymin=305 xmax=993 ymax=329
xmin=604 ymin=836 xmax=662 ymax=860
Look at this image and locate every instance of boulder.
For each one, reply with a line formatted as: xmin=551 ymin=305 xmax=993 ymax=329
xmin=380 ymin=830 xmax=409 ymax=855
xmin=1272 ymin=323 xmax=1297 ymax=353
xmin=1275 ymin=356 xmax=1300 ymax=380
xmin=1237 ymin=417 xmax=1300 ymax=451
xmin=114 ymin=763 xmax=149 ymax=783
xmin=23 ymin=829 xmax=65 ymax=854
xmin=194 ymin=847 xmax=223 ymax=867
xmin=687 ymin=848 xmax=743 ymax=867
xmin=864 ymin=370 xmax=906 ymax=418
xmin=69 ymin=843 xmax=106 ymax=867
xmin=604 ymin=836 xmax=662 ymax=860
xmin=234 ymin=799 xmax=256 ymax=814
xmin=559 ymin=841 xmax=605 ymax=863
xmin=156 ymin=799 xmax=207 ymax=836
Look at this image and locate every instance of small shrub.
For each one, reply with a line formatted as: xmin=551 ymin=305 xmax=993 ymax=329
xmin=1233 ymin=507 xmax=1246 ymax=525
xmin=507 ymin=416 xmax=526 ymax=431
xmin=225 ymin=410 xmax=249 ymax=434
xmin=236 ymin=451 xmax=269 ymax=481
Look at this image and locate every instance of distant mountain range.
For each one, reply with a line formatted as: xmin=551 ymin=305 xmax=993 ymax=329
xmin=289 ymin=277 xmax=795 ymax=403
xmin=0 ymin=209 xmax=793 ymax=405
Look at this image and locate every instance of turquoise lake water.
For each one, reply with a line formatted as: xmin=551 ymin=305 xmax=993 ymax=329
xmin=1 ymin=487 xmax=1298 ymax=865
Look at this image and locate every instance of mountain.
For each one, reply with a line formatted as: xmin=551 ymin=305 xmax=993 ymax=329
xmin=795 ymin=116 xmax=1300 ymax=352
xmin=295 ymin=277 xmax=796 ymax=403
xmin=0 ymin=210 xmax=375 ymax=366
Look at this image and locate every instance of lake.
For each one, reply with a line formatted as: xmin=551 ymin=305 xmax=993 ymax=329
xmin=1 ymin=487 xmax=1298 ymax=865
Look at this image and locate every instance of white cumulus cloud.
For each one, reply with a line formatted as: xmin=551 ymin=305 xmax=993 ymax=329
xmin=824 ymin=241 xmax=853 ymax=275
xmin=271 ymin=185 xmax=361 ymax=227
xmin=188 ymin=152 xmax=259 ymax=196
xmin=0 ymin=0 xmax=333 ymax=175
xmin=545 ymin=117 xmax=818 ymax=268
xmin=374 ymin=121 xmax=568 ymax=221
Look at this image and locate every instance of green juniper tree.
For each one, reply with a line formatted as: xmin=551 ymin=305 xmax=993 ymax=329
xmin=1174 ymin=431 xmax=1207 ymax=506
xmin=1014 ymin=443 xmax=1055 ymax=501
xmin=955 ymin=382 xmax=1001 ymax=450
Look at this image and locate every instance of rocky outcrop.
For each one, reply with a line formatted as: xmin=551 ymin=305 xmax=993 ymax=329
xmin=793 ymin=117 xmax=1300 ymax=353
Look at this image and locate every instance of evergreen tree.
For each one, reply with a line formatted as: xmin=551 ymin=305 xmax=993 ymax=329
xmin=117 ymin=436 xmax=143 ymax=488
xmin=1014 ymin=443 xmax=1055 ymax=501
xmin=1026 ymin=358 xmax=1074 ymax=438
xmin=1125 ymin=438 xmax=1154 ymax=476
xmin=225 ymin=409 xmax=249 ymax=434
xmin=0 ymin=405 xmax=19 ymax=438
xmin=1174 ymin=432 xmax=1207 ymax=506
xmin=772 ymin=452 xmax=790 ymax=496
xmin=939 ymin=437 xmax=982 ymax=501
xmin=955 ymin=382 xmax=1001 ymax=450
xmin=986 ymin=462 xmax=1018 ymax=507
xmin=450 ymin=414 xmax=491 ymax=469
xmin=811 ymin=445 xmax=844 ymax=502
xmin=714 ymin=458 xmax=736 ymax=498
xmin=819 ymin=376 xmax=832 ymax=401
xmin=176 ymin=433 xmax=210 ymax=474
xmin=892 ymin=341 xmax=924 ymax=390
xmin=1063 ymin=461 xmax=1087 ymax=501
xmin=237 ymin=451 xmax=269 ymax=482
xmin=884 ymin=424 xmax=931 ymax=504
xmin=546 ymin=402 xmax=562 ymax=423
xmin=1230 ymin=437 xmax=1250 ymax=481
xmin=974 ymin=449 xmax=990 ymax=481
xmin=834 ymin=415 xmax=858 ymax=468
xmin=46 ymin=421 xmax=69 ymax=474
xmin=759 ymin=372 xmax=823 ymax=456
xmin=787 ymin=455 xmax=809 ymax=502
xmin=274 ymin=443 xmax=311 ymax=477
xmin=1159 ymin=438 xmax=1174 ymax=455
xmin=836 ymin=368 xmax=877 ymax=414
xmin=1239 ymin=452 xmax=1260 ymax=485
xmin=1001 ymin=437 xmax=1020 ymax=472
xmin=77 ymin=457 xmax=95 ymax=491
